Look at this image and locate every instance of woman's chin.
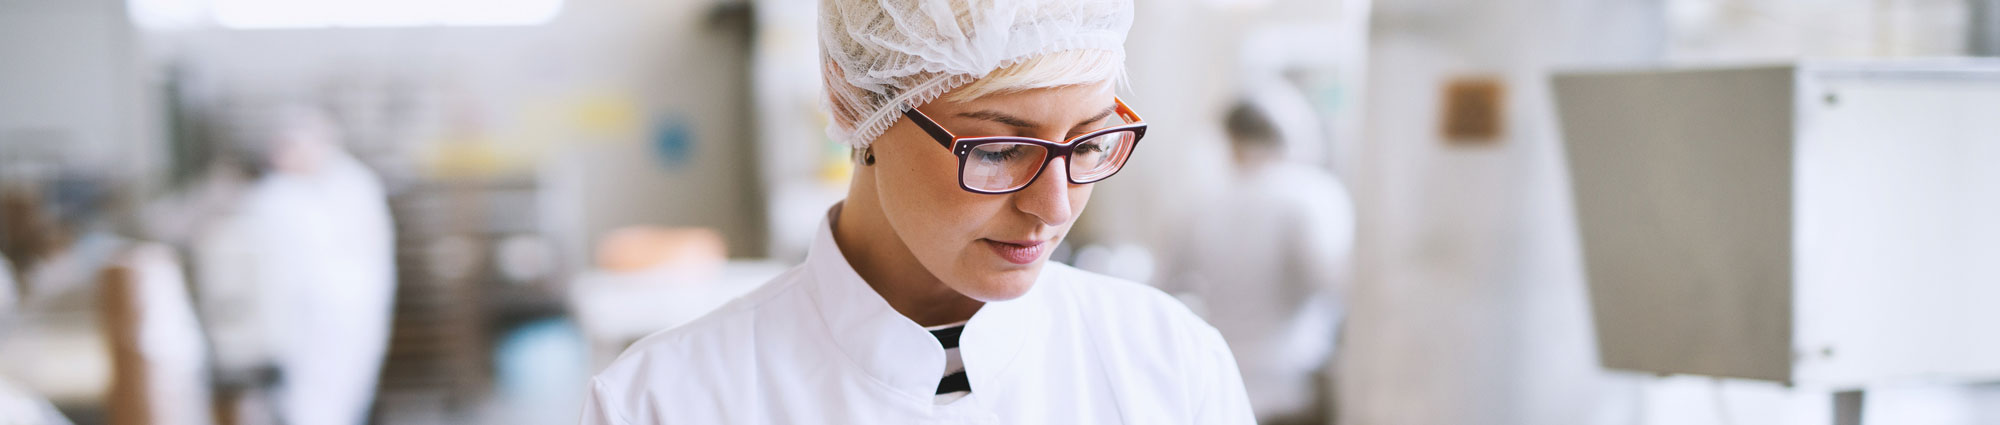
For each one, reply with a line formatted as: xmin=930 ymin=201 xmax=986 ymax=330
xmin=949 ymin=264 xmax=1043 ymax=302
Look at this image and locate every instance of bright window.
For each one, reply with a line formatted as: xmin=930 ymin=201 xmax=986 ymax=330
xmin=200 ymin=0 xmax=562 ymax=29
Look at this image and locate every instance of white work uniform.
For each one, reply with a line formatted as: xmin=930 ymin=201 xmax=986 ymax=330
xmin=1161 ymin=162 xmax=1354 ymax=421
xmin=581 ymin=205 xmax=1254 ymax=424
xmin=240 ymin=152 xmax=396 ymax=425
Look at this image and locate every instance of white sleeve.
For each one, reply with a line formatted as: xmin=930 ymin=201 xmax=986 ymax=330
xmin=579 ymin=378 xmax=631 ymax=425
xmin=1194 ymin=326 xmax=1258 ymax=424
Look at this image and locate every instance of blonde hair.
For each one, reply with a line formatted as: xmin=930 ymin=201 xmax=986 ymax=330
xmin=940 ymin=49 xmax=1128 ymax=103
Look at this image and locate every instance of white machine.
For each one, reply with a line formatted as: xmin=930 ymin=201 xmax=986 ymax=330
xmin=1555 ymin=60 xmax=2000 ymax=422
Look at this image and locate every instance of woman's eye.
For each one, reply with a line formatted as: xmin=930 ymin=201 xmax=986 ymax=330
xmin=974 ymin=145 xmax=1027 ymax=162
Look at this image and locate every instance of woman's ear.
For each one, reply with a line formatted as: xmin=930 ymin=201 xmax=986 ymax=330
xmin=852 ymin=146 xmax=876 ymax=166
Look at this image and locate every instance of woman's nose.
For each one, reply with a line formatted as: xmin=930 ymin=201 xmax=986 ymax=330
xmin=1012 ymin=157 xmax=1074 ymax=227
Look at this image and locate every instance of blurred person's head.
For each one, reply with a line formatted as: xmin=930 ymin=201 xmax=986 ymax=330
xmin=1224 ymin=100 xmax=1284 ymax=166
xmin=0 ymin=184 xmax=59 ymax=288
xmin=0 ymin=177 xmax=109 ymax=289
xmin=821 ymin=0 xmax=1135 ymax=305
xmin=229 ymin=104 xmax=342 ymax=177
xmin=264 ymin=105 xmax=343 ymax=175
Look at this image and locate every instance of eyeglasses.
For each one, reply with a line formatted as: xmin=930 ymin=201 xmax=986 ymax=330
xmin=902 ymin=97 xmax=1148 ymax=194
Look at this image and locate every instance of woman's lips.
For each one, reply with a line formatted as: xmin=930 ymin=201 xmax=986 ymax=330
xmin=981 ymin=239 xmax=1048 ymax=265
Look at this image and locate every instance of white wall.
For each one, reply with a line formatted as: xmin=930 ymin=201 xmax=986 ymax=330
xmin=0 ymin=0 xmax=148 ymax=179
xmin=1335 ymin=0 xmax=1664 ymax=424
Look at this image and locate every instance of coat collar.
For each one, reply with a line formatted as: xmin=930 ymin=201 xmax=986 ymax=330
xmin=804 ymin=203 xmax=1055 ymax=403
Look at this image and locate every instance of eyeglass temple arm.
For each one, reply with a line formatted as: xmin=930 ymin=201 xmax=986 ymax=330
xmin=901 ymin=107 xmax=957 ymax=149
xmin=1113 ymin=97 xmax=1143 ymax=123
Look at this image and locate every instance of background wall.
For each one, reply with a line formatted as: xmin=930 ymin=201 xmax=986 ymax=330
xmin=0 ymin=0 xmax=147 ymax=179
xmin=131 ymin=0 xmax=766 ymax=261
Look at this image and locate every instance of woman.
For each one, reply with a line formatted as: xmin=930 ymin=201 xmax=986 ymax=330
xmin=581 ymin=0 xmax=1254 ymax=422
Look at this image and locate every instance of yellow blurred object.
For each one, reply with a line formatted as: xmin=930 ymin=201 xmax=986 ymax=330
xmin=572 ymin=94 xmax=642 ymax=140
xmin=423 ymin=141 xmax=522 ymax=178
xmin=819 ymin=150 xmax=854 ymax=186
xmin=594 ymin=227 xmax=727 ymax=273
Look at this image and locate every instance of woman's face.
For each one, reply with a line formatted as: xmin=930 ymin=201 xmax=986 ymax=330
xmin=869 ymin=82 xmax=1119 ymax=302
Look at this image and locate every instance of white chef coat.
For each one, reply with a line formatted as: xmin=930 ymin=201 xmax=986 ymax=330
xmin=1160 ymin=163 xmax=1353 ymax=421
xmin=581 ymin=205 xmax=1254 ymax=424
xmin=238 ymin=151 xmax=396 ymax=425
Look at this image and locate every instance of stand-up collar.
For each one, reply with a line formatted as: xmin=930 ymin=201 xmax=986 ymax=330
xmin=804 ymin=203 xmax=1054 ymax=403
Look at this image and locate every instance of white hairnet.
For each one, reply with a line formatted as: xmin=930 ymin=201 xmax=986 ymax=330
xmin=820 ymin=0 xmax=1135 ymax=148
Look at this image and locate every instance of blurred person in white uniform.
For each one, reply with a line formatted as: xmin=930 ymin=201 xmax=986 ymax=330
xmin=0 ymin=378 xmax=72 ymax=425
xmin=1158 ymin=100 xmax=1356 ymax=425
xmin=580 ymin=0 xmax=1254 ymax=423
xmin=196 ymin=106 xmax=396 ymax=425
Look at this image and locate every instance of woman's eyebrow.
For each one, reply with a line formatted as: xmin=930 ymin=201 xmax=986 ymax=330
xmin=1075 ymin=104 xmax=1118 ymax=128
xmin=956 ymin=103 xmax=1120 ymax=130
xmin=957 ymin=110 xmax=1040 ymax=128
